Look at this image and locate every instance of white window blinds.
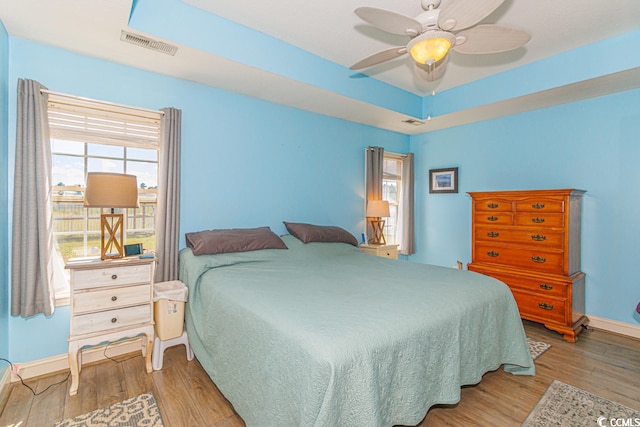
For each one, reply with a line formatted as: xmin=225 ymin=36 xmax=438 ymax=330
xmin=46 ymin=92 xmax=162 ymax=148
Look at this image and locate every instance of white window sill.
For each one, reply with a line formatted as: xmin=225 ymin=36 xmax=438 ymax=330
xmin=55 ymin=290 xmax=70 ymax=307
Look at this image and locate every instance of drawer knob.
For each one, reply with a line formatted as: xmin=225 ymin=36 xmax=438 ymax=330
xmin=531 ymin=234 xmax=546 ymax=241
xmin=487 ymin=231 xmax=499 ymax=238
xmin=539 ymin=283 xmax=553 ymax=290
xmin=111 ymin=296 xmax=118 ymax=302
xmin=531 ymin=217 xmax=545 ymax=223
xmin=386 ymin=252 xmax=390 ymax=256
xmin=487 ymin=251 xmax=499 ymax=257
xmin=111 ymin=317 xmax=118 ymax=323
xmin=487 ymin=203 xmax=499 ymax=209
xmin=531 ymin=256 xmax=546 ymax=263
xmin=487 ymin=216 xmax=498 ymax=222
xmin=538 ymin=302 xmax=554 ymax=310
xmin=111 ymin=274 xmax=118 ymax=280
xmin=532 ymin=203 xmax=545 ymax=209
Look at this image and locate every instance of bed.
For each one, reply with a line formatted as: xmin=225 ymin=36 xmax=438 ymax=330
xmin=179 ymin=231 xmax=534 ymax=427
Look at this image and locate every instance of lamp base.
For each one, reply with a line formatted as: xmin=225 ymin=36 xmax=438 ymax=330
xmin=369 ymin=219 xmax=386 ymax=245
xmin=100 ymin=213 xmax=124 ymax=260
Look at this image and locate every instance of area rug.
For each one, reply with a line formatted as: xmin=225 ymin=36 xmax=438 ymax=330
xmin=54 ymin=392 xmax=164 ymax=427
xmin=527 ymin=337 xmax=551 ymax=360
xmin=522 ymin=380 xmax=640 ymax=426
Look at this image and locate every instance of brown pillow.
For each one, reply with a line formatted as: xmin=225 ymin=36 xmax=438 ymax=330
xmin=185 ymin=227 xmax=287 ymax=256
xmin=283 ymin=222 xmax=358 ymax=247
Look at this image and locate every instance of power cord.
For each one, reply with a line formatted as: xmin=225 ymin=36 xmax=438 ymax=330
xmin=0 ymin=357 xmax=70 ymax=396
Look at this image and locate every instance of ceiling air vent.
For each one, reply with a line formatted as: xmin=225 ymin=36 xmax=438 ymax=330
xmin=120 ymin=31 xmax=178 ymax=56
xmin=402 ymin=118 xmax=426 ymax=126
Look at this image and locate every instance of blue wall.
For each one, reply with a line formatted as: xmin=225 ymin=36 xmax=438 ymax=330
xmin=410 ymin=88 xmax=640 ymax=326
xmin=0 ymin=19 xmax=9 ymax=360
xmin=5 ymin=38 xmax=408 ymax=362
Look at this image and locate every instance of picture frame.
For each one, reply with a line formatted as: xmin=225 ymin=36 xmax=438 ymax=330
xmin=429 ymin=167 xmax=458 ymax=193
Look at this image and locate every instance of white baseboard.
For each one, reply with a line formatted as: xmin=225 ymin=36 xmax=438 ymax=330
xmin=10 ymin=338 xmax=144 ymax=382
xmin=587 ymin=315 xmax=640 ymax=340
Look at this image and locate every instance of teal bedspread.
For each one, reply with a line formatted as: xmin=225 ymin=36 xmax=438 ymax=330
xmin=179 ymin=235 xmax=534 ymax=427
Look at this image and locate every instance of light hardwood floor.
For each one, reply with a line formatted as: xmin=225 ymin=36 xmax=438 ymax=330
xmin=1 ymin=321 xmax=639 ymax=426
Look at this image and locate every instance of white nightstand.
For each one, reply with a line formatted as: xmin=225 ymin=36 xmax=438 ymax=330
xmin=359 ymin=244 xmax=399 ymax=260
xmin=66 ymin=257 xmax=156 ymax=396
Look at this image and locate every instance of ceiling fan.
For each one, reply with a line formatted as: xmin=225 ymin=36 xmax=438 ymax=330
xmin=350 ymin=0 xmax=530 ymax=82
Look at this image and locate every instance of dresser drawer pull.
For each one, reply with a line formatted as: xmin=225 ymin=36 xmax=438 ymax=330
xmin=487 ymin=203 xmax=499 ymax=209
xmin=539 ymin=283 xmax=553 ymax=290
xmin=531 ymin=217 xmax=545 ymax=223
xmin=531 ymin=234 xmax=546 ymax=241
xmin=111 ymin=274 xmax=118 ymax=280
xmin=111 ymin=296 xmax=118 ymax=302
xmin=532 ymin=203 xmax=545 ymax=209
xmin=487 ymin=251 xmax=499 ymax=257
xmin=487 ymin=231 xmax=500 ymax=238
xmin=538 ymin=302 xmax=554 ymax=310
xmin=111 ymin=317 xmax=118 ymax=323
xmin=487 ymin=216 xmax=498 ymax=221
xmin=531 ymin=256 xmax=546 ymax=263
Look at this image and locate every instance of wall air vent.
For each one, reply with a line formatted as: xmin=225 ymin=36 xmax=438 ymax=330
xmin=120 ymin=31 xmax=178 ymax=56
xmin=402 ymin=118 xmax=426 ymax=126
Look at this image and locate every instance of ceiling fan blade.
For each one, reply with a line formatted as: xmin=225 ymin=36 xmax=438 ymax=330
xmin=350 ymin=47 xmax=407 ymax=70
xmin=453 ymin=25 xmax=530 ymax=54
xmin=438 ymin=0 xmax=506 ymax=31
xmin=355 ymin=7 xmax=422 ymax=36
xmin=414 ymin=55 xmax=449 ymax=83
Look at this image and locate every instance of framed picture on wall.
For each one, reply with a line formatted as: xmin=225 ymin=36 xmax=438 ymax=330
xmin=429 ymin=167 xmax=458 ymax=193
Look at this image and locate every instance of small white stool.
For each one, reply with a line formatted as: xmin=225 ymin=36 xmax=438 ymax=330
xmin=152 ymin=329 xmax=194 ymax=370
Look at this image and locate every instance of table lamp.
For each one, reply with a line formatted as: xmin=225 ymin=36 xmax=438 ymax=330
xmin=84 ymin=172 xmax=139 ymax=260
xmin=366 ymin=200 xmax=390 ymax=245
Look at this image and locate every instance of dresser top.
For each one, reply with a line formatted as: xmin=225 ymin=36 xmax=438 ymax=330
xmin=468 ymin=189 xmax=585 ymax=198
xmin=65 ymin=256 xmax=155 ymax=270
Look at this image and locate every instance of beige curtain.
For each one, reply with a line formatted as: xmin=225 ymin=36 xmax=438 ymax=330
xmin=155 ymin=107 xmax=181 ymax=282
xmin=400 ymin=153 xmax=415 ymax=255
xmin=11 ymin=79 xmax=55 ymax=317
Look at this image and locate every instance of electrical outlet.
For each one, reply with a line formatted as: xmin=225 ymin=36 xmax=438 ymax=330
xmin=12 ymin=363 xmax=20 ymax=375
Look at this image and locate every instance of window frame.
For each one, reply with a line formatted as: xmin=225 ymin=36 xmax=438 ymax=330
xmin=46 ymin=92 xmax=162 ymax=305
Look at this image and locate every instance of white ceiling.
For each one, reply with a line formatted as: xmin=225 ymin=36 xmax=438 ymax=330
xmin=1 ymin=0 xmax=639 ymax=135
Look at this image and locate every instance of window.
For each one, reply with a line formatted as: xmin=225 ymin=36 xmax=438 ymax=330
xmin=47 ymin=93 xmax=162 ymax=302
xmin=382 ymin=153 xmax=403 ymax=247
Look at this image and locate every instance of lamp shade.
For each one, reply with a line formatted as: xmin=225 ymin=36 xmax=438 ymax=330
xmin=84 ymin=172 xmax=139 ymax=208
xmin=366 ymin=200 xmax=390 ymax=218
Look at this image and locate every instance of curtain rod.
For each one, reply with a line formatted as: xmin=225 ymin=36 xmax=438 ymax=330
xmin=40 ymin=89 xmax=165 ymax=116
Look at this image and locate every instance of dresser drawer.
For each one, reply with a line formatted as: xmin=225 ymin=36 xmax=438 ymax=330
xmin=474 ymin=226 xmax=564 ymax=248
xmin=475 ymin=244 xmax=564 ymax=274
xmin=511 ymin=290 xmax=566 ymax=324
xmin=483 ymin=271 xmax=568 ymax=299
xmin=515 ymin=213 xmax=565 ymax=228
xmin=515 ymin=198 xmax=564 ymax=213
xmin=73 ymin=264 xmax=152 ymax=290
xmin=73 ymin=284 xmax=152 ymax=314
xmin=71 ymin=304 xmax=152 ymax=336
xmin=474 ymin=212 xmax=513 ymax=225
xmin=474 ymin=198 xmax=513 ymax=212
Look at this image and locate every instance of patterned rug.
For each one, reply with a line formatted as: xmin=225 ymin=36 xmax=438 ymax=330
xmin=522 ymin=380 xmax=640 ymax=426
xmin=527 ymin=338 xmax=551 ymax=360
xmin=54 ymin=392 xmax=164 ymax=427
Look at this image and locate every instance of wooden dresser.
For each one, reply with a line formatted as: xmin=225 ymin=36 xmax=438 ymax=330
xmin=66 ymin=257 xmax=156 ymax=395
xmin=467 ymin=189 xmax=588 ymax=342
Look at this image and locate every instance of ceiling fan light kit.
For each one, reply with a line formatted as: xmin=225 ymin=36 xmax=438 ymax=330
xmin=407 ymin=31 xmax=456 ymax=64
xmin=350 ymin=0 xmax=530 ymax=84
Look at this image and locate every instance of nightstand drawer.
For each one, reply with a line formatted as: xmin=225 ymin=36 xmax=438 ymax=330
xmin=73 ymin=284 xmax=152 ymax=314
xmin=71 ymin=304 xmax=152 ymax=336
xmin=73 ymin=264 xmax=152 ymax=290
